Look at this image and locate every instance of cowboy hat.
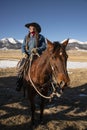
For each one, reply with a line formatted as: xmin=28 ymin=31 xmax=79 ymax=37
xmin=25 ymin=22 xmax=41 ymax=33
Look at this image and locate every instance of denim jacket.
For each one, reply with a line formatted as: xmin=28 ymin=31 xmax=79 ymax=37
xmin=22 ymin=34 xmax=46 ymax=55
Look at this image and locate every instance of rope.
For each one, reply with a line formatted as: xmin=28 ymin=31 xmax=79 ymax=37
xmin=28 ymin=52 xmax=56 ymax=99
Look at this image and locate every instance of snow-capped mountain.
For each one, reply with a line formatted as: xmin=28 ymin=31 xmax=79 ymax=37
xmin=61 ymin=39 xmax=87 ymax=51
xmin=0 ymin=37 xmax=22 ymax=49
xmin=0 ymin=37 xmax=87 ymax=50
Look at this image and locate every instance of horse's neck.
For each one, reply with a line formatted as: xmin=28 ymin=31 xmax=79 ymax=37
xmin=30 ymin=52 xmax=51 ymax=84
xmin=34 ymin=53 xmax=50 ymax=72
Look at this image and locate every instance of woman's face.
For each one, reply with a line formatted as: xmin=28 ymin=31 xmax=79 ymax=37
xmin=29 ymin=26 xmax=36 ymax=33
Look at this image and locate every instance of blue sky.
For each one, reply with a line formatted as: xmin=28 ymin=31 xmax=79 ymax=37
xmin=0 ymin=0 xmax=87 ymax=42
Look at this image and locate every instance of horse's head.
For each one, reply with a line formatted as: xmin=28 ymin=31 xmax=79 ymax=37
xmin=47 ymin=39 xmax=70 ymax=93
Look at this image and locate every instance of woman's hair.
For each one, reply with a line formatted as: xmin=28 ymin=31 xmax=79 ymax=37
xmin=25 ymin=27 xmax=39 ymax=51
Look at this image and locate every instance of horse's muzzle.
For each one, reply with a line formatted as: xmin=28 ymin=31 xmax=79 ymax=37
xmin=60 ymin=81 xmax=65 ymax=88
xmin=59 ymin=80 xmax=70 ymax=92
xmin=52 ymin=78 xmax=70 ymax=97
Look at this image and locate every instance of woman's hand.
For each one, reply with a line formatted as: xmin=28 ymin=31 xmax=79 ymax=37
xmin=31 ymin=48 xmax=38 ymax=54
xmin=22 ymin=53 xmax=28 ymax=58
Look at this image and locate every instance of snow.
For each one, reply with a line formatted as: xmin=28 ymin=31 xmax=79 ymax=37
xmin=0 ymin=47 xmax=8 ymax=50
xmin=0 ymin=60 xmax=87 ymax=69
xmin=18 ymin=39 xmax=23 ymax=43
xmin=8 ymin=38 xmax=17 ymax=44
xmin=61 ymin=38 xmax=87 ymax=45
xmin=67 ymin=61 xmax=87 ymax=69
xmin=0 ymin=60 xmax=18 ymax=68
xmin=1 ymin=37 xmax=18 ymax=44
xmin=69 ymin=39 xmax=83 ymax=44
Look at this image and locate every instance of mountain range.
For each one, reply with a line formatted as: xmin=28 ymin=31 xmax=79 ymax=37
xmin=0 ymin=38 xmax=22 ymax=50
xmin=0 ymin=37 xmax=87 ymax=51
xmin=65 ymin=39 xmax=87 ymax=51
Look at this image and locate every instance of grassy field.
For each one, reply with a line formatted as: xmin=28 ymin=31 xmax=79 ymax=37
xmin=0 ymin=67 xmax=87 ymax=130
xmin=67 ymin=50 xmax=87 ymax=62
xmin=0 ymin=50 xmax=22 ymax=60
xmin=0 ymin=49 xmax=87 ymax=62
xmin=0 ymin=50 xmax=87 ymax=130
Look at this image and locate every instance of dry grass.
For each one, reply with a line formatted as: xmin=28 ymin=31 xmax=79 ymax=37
xmin=0 ymin=68 xmax=17 ymax=77
xmin=68 ymin=68 xmax=87 ymax=87
xmin=0 ymin=50 xmax=22 ymax=60
xmin=0 ymin=49 xmax=87 ymax=62
xmin=0 ymin=49 xmax=87 ymax=130
xmin=0 ymin=68 xmax=87 ymax=130
xmin=67 ymin=50 xmax=87 ymax=62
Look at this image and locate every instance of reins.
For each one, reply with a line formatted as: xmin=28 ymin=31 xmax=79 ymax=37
xmin=28 ymin=52 xmax=61 ymax=99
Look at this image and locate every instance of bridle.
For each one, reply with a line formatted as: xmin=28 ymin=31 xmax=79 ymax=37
xmin=49 ymin=62 xmax=64 ymax=94
xmin=49 ymin=45 xmax=68 ymax=91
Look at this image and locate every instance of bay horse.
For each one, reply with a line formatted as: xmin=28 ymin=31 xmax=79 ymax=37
xmin=23 ymin=39 xmax=70 ymax=125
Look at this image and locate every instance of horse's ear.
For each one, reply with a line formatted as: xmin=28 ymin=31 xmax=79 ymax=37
xmin=62 ymin=38 xmax=69 ymax=48
xmin=46 ymin=39 xmax=54 ymax=51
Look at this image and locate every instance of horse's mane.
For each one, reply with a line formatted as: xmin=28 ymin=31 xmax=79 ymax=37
xmin=38 ymin=41 xmax=61 ymax=60
xmin=52 ymin=41 xmax=61 ymax=52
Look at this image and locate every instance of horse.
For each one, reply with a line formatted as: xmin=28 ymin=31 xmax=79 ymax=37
xmin=23 ymin=39 xmax=70 ymax=125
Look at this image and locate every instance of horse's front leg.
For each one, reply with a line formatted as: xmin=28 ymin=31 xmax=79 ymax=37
xmin=27 ymin=87 xmax=36 ymax=125
xmin=40 ymin=87 xmax=49 ymax=123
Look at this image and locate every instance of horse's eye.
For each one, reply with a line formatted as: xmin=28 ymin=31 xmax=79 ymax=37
xmin=59 ymin=52 xmax=62 ymax=56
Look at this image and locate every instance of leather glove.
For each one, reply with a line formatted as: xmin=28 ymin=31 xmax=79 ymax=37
xmin=31 ymin=48 xmax=38 ymax=54
xmin=22 ymin=53 xmax=28 ymax=58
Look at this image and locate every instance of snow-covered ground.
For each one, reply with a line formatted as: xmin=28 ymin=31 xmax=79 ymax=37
xmin=0 ymin=60 xmax=18 ymax=68
xmin=67 ymin=61 xmax=87 ymax=69
xmin=0 ymin=60 xmax=87 ymax=69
